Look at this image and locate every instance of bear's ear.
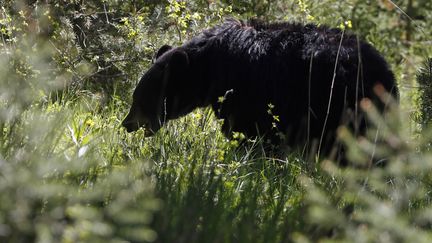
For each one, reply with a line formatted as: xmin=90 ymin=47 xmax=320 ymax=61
xmin=168 ymin=50 xmax=189 ymax=70
xmin=155 ymin=45 xmax=173 ymax=59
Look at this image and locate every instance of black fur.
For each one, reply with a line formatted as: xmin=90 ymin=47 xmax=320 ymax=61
xmin=123 ymin=19 xmax=398 ymax=160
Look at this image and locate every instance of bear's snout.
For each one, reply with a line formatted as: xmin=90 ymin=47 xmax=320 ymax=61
xmin=122 ymin=118 xmax=140 ymax=133
xmin=122 ymin=118 xmax=157 ymax=136
xmin=122 ymin=109 xmax=160 ymax=136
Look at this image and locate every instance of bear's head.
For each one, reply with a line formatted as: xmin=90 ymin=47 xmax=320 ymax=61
xmin=122 ymin=45 xmax=197 ymax=135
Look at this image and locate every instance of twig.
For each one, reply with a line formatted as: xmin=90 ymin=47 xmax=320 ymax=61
xmin=103 ymin=3 xmax=110 ymax=24
xmin=317 ymin=29 xmax=345 ymax=158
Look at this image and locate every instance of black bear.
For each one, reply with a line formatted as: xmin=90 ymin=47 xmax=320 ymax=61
xmin=122 ymin=18 xmax=398 ymax=161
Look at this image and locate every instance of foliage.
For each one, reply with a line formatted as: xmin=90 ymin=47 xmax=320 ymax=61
xmin=416 ymin=58 xmax=432 ymax=130
xmin=0 ymin=8 xmax=158 ymax=242
xmin=296 ymin=94 xmax=432 ymax=242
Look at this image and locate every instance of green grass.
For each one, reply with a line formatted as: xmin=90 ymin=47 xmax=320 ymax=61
xmin=3 ymin=86 xmax=432 ymax=242
xmin=1 ymin=39 xmax=432 ymax=243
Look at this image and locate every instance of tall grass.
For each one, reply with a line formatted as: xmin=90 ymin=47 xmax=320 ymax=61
xmin=0 ymin=39 xmax=158 ymax=242
xmin=3 ymin=45 xmax=432 ymax=242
